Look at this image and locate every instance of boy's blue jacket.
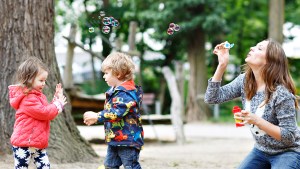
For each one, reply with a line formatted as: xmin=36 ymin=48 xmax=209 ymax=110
xmin=98 ymin=80 xmax=144 ymax=149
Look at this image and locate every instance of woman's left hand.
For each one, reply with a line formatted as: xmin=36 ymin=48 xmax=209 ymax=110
xmin=240 ymin=110 xmax=260 ymax=125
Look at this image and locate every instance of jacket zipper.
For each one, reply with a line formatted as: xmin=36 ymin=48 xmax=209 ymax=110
xmin=28 ymin=127 xmax=35 ymax=145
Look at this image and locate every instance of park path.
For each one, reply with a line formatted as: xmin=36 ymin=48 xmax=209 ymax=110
xmin=78 ymin=122 xmax=254 ymax=169
xmin=0 ymin=123 xmax=254 ymax=169
xmin=78 ymin=122 xmax=253 ymax=141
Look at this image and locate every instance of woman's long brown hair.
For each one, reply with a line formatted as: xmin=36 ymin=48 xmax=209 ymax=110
xmin=243 ymin=38 xmax=298 ymax=108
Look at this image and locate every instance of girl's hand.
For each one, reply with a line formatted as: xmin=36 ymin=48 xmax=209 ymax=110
xmin=58 ymin=95 xmax=67 ymax=107
xmin=54 ymin=83 xmax=63 ymax=99
xmin=83 ymin=111 xmax=98 ymax=126
xmin=213 ymin=41 xmax=230 ymax=67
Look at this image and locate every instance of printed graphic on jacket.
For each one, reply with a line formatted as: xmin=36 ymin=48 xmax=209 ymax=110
xmin=98 ymin=80 xmax=144 ymax=149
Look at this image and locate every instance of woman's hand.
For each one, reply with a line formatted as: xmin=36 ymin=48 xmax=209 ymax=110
xmin=213 ymin=42 xmax=230 ymax=68
xmin=236 ymin=110 xmax=260 ymax=125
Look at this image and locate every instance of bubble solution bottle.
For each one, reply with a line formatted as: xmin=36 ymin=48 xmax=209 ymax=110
xmin=232 ymin=106 xmax=244 ymax=127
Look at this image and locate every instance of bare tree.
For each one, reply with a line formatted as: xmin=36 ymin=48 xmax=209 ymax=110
xmin=0 ymin=0 xmax=97 ymax=162
xmin=162 ymin=66 xmax=185 ymax=144
xmin=63 ymin=23 xmax=77 ymax=90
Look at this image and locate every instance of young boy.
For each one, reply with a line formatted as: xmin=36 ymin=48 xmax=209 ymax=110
xmin=83 ymin=52 xmax=143 ymax=169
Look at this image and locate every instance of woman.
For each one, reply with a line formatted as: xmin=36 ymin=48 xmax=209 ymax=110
xmin=205 ymin=39 xmax=300 ymax=169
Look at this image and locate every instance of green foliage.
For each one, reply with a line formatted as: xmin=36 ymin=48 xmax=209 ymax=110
xmin=288 ymin=58 xmax=300 ymax=95
xmin=139 ymin=0 xmax=227 ymax=40
xmin=79 ymin=79 xmax=108 ymax=95
xmin=55 ymin=0 xmax=300 ymax=119
xmin=286 ymin=0 xmax=300 ymax=25
xmin=141 ymin=67 xmax=161 ymax=92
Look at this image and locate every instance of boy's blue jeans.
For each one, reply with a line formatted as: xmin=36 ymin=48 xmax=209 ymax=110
xmin=238 ymin=148 xmax=300 ymax=169
xmin=104 ymin=145 xmax=141 ymax=169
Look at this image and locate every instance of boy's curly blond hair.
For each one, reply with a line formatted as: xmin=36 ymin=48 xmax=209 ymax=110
xmin=101 ymin=52 xmax=135 ymax=81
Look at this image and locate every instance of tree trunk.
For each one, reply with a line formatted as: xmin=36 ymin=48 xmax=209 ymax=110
xmin=157 ymin=77 xmax=166 ymax=114
xmin=268 ymin=0 xmax=284 ymax=44
xmin=186 ymin=30 xmax=209 ymax=122
xmin=0 ymin=0 xmax=97 ymax=162
xmin=128 ymin=21 xmax=137 ymax=52
xmin=174 ymin=61 xmax=186 ymax=122
xmin=162 ymin=67 xmax=185 ymax=144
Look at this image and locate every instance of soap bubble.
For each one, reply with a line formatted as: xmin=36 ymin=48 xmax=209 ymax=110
xmin=89 ymin=27 xmax=94 ymax=33
xmin=102 ymin=26 xmax=110 ymax=34
xmin=167 ymin=23 xmax=180 ymax=35
xmin=174 ymin=24 xmax=180 ymax=31
xmin=111 ymin=19 xmax=119 ymax=27
xmin=167 ymin=28 xmax=174 ymax=35
xmin=102 ymin=17 xmax=111 ymax=25
xmin=100 ymin=11 xmax=105 ymax=17
xmin=169 ymin=23 xmax=175 ymax=29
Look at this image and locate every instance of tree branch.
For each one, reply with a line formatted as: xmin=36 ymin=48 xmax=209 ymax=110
xmin=62 ymin=36 xmax=105 ymax=61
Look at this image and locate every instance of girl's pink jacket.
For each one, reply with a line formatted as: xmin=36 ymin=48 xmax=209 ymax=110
xmin=9 ymin=85 xmax=59 ymax=149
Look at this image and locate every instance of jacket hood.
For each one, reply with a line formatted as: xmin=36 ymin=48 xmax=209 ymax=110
xmin=120 ymin=80 xmax=136 ymax=90
xmin=8 ymin=85 xmax=41 ymax=109
xmin=119 ymin=80 xmax=143 ymax=108
xmin=107 ymin=80 xmax=143 ymax=107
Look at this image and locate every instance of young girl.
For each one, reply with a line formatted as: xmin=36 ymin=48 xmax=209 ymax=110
xmin=8 ymin=57 xmax=67 ymax=169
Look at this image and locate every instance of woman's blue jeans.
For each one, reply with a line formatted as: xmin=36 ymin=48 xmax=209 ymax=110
xmin=238 ymin=148 xmax=300 ymax=169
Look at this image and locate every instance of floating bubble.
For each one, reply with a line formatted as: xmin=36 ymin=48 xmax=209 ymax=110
xmin=89 ymin=27 xmax=94 ymax=33
xmin=167 ymin=28 xmax=174 ymax=35
xmin=223 ymin=41 xmax=234 ymax=49
xmin=102 ymin=17 xmax=111 ymax=25
xmin=169 ymin=23 xmax=175 ymax=29
xmin=167 ymin=23 xmax=180 ymax=35
xmin=111 ymin=19 xmax=119 ymax=27
xmin=174 ymin=24 xmax=180 ymax=31
xmin=102 ymin=26 xmax=110 ymax=34
xmin=100 ymin=11 xmax=105 ymax=17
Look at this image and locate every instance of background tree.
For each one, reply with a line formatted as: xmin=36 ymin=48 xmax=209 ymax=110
xmin=55 ymin=0 xmax=299 ymax=124
xmin=59 ymin=0 xmax=298 ymax=120
xmin=203 ymin=0 xmax=269 ymax=110
xmin=137 ymin=0 xmax=228 ymax=121
xmin=285 ymin=0 xmax=300 ymax=91
xmin=0 ymin=0 xmax=97 ymax=162
xmin=269 ymin=0 xmax=284 ymax=43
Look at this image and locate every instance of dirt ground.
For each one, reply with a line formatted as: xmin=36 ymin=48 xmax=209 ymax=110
xmin=0 ymin=123 xmax=254 ymax=169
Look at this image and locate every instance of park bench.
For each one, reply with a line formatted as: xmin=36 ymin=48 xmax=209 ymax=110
xmin=141 ymin=93 xmax=171 ymax=124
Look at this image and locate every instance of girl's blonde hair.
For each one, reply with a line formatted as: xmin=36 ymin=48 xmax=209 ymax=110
xmin=101 ymin=52 xmax=135 ymax=81
xmin=15 ymin=57 xmax=48 ymax=90
xmin=243 ymin=38 xmax=298 ymax=108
